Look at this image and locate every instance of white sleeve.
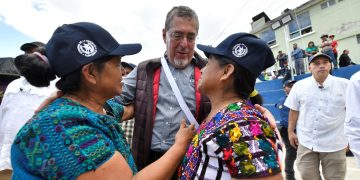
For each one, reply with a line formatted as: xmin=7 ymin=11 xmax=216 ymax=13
xmin=345 ymin=72 xmax=360 ymax=167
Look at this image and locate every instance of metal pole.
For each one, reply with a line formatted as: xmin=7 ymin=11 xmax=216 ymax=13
xmin=283 ymin=25 xmax=295 ymax=81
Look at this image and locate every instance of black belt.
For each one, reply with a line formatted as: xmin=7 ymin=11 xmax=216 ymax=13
xmin=149 ymin=150 xmax=166 ymax=162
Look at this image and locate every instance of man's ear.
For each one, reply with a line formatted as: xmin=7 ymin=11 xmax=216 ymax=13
xmin=162 ymin=28 xmax=166 ymax=44
xmin=81 ymin=63 xmax=97 ymax=85
xmin=220 ymin=64 xmax=235 ymax=81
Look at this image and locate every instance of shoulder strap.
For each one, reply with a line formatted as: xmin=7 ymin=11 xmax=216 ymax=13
xmin=160 ymin=57 xmax=199 ymax=129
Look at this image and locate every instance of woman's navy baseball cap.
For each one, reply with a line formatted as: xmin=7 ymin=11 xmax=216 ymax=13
xmin=45 ymin=22 xmax=142 ymax=77
xmin=197 ymin=33 xmax=275 ymax=77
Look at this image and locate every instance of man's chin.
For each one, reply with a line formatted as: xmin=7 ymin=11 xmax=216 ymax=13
xmin=173 ymin=58 xmax=191 ymax=69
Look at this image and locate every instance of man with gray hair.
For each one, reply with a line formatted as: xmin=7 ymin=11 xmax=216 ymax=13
xmin=118 ymin=6 xmax=210 ymax=174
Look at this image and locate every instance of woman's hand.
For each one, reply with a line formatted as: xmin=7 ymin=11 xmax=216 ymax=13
xmin=121 ymin=104 xmax=134 ymax=121
xmin=254 ymin=104 xmax=283 ymax=147
xmin=174 ymin=119 xmax=195 ymax=152
xmin=35 ymin=91 xmax=63 ymax=113
xmin=254 ymin=104 xmax=277 ymax=129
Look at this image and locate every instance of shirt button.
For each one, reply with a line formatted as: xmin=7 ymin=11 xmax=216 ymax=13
xmin=166 ymin=122 xmax=169 ymax=125
xmin=162 ymin=140 xmax=166 ymax=143
xmin=169 ymin=107 xmax=173 ymax=110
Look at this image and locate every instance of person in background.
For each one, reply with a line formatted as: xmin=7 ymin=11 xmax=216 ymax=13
xmin=291 ymin=43 xmax=305 ymax=75
xmin=20 ymin=41 xmax=46 ymax=54
xmin=118 ymin=6 xmax=211 ymax=176
xmin=121 ymin=62 xmax=136 ymax=77
xmin=120 ymin=61 xmax=136 ymax=146
xmin=339 ymin=49 xmax=353 ymax=67
xmin=344 ymin=70 xmax=360 ymax=167
xmin=275 ymin=80 xmax=297 ymax=180
xmin=10 ymin=22 xmax=195 ymax=179
xmin=329 ymin=35 xmax=338 ymax=62
xmin=179 ymin=33 xmax=283 ymax=180
xmin=305 ymin=41 xmax=319 ymax=60
xmin=285 ymin=53 xmax=348 ymax=180
xmin=275 ymin=61 xmax=292 ymax=84
xmin=320 ymin=34 xmax=337 ymax=69
xmin=0 ymin=42 xmax=57 ymax=180
xmin=277 ymin=50 xmax=288 ymax=69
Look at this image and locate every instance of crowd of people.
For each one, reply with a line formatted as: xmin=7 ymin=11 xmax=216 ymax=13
xmin=0 ymin=5 xmax=359 ymax=180
xmin=269 ymin=34 xmax=356 ymax=82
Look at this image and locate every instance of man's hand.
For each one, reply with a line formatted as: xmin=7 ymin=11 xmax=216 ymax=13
xmin=35 ymin=91 xmax=63 ymax=113
xmin=288 ymin=131 xmax=298 ymax=149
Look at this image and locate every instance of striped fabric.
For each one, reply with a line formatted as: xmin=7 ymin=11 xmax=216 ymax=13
xmin=180 ymin=101 xmax=282 ymax=180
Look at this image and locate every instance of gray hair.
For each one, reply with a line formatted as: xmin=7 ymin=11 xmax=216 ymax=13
xmin=164 ymin=6 xmax=199 ymax=33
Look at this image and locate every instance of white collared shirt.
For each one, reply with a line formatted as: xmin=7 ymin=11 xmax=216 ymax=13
xmin=284 ymin=75 xmax=349 ymax=152
xmin=0 ymin=77 xmax=57 ymax=170
xmin=345 ymin=71 xmax=360 ymax=167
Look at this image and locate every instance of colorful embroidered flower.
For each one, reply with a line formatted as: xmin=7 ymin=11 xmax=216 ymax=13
xmin=216 ymin=133 xmax=228 ymax=147
xmin=240 ymin=160 xmax=256 ymax=176
xmin=258 ymin=139 xmax=273 ymax=152
xmin=229 ymin=123 xmax=242 ymax=142
xmin=223 ymin=147 xmax=233 ymax=161
xmin=213 ymin=112 xmax=223 ymax=122
xmin=261 ymin=122 xmax=274 ymax=137
xmin=228 ymin=103 xmax=241 ymax=111
xmin=192 ymin=134 xmax=199 ymax=147
xmin=227 ymin=159 xmax=238 ymax=176
xmin=263 ymin=153 xmax=278 ymax=169
xmin=249 ymin=122 xmax=262 ymax=136
xmin=233 ymin=142 xmax=250 ymax=156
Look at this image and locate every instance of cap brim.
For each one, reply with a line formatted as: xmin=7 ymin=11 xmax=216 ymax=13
xmin=309 ymin=54 xmax=331 ymax=64
xmin=197 ymin=44 xmax=225 ymax=57
xmin=110 ymin=43 xmax=142 ymax=56
xmin=20 ymin=43 xmax=38 ymax=51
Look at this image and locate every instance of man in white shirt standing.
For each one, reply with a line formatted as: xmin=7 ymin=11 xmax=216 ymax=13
xmin=285 ymin=53 xmax=349 ymax=180
xmin=345 ymin=71 xmax=360 ymax=167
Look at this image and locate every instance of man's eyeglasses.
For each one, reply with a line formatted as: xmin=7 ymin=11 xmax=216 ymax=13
xmin=169 ymin=32 xmax=196 ymax=43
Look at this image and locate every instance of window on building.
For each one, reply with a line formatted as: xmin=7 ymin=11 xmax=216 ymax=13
xmin=259 ymin=28 xmax=276 ymax=46
xmin=288 ymin=11 xmax=312 ymax=39
xmin=321 ymin=0 xmax=336 ymax=9
xmin=357 ymin=34 xmax=360 ymax=44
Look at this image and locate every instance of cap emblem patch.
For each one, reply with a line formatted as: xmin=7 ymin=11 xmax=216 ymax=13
xmin=232 ymin=43 xmax=248 ymax=57
xmin=77 ymin=40 xmax=97 ymax=57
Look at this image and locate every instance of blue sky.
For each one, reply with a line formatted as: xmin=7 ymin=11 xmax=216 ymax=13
xmin=0 ymin=22 xmax=35 ymax=58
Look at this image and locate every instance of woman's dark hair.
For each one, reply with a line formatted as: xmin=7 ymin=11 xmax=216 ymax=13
xmin=14 ymin=50 xmax=55 ymax=87
xmin=211 ymin=54 xmax=263 ymax=105
xmin=308 ymin=41 xmax=314 ymax=47
xmin=250 ymin=94 xmax=263 ymax=105
xmin=55 ymin=55 xmax=115 ymax=93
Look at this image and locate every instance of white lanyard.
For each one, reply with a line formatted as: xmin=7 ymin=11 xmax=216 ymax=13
xmin=160 ymin=57 xmax=199 ymax=129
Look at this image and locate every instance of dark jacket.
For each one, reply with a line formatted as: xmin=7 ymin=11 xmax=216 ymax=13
xmin=132 ymin=53 xmax=211 ymax=170
xmin=339 ymin=54 xmax=351 ymax=67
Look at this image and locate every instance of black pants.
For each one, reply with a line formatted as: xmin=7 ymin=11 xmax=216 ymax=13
xmin=279 ymin=126 xmax=297 ymax=180
xmin=149 ymin=150 xmax=179 ymax=180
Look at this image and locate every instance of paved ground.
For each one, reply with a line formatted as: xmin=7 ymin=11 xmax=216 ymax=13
xmin=282 ymin=156 xmax=360 ymax=179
